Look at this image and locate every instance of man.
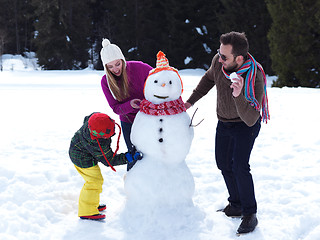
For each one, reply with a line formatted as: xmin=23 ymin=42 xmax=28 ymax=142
xmin=185 ymin=31 xmax=269 ymax=234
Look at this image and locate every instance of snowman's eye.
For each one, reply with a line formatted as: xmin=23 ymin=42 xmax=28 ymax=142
xmin=169 ymin=81 xmax=172 ymax=84
xmin=154 ymin=80 xmax=158 ymax=83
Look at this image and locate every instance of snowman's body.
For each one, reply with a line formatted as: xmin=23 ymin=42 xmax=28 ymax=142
xmin=124 ymin=63 xmax=195 ymax=209
xmin=131 ymin=112 xmax=193 ymax=165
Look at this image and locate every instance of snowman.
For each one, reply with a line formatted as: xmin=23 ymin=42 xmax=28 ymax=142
xmin=122 ymin=52 xmax=198 ymax=233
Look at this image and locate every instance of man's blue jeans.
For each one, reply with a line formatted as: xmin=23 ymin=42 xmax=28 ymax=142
xmin=215 ymin=118 xmax=261 ymax=216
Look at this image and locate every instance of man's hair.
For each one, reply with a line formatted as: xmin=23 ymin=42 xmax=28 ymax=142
xmin=220 ymin=31 xmax=249 ymax=58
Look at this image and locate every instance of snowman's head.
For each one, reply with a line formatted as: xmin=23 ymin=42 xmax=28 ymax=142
xmin=144 ymin=70 xmax=182 ymax=104
xmin=144 ymin=51 xmax=183 ymax=104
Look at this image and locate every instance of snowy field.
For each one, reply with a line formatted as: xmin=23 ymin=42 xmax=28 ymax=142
xmin=0 ymin=55 xmax=320 ymax=240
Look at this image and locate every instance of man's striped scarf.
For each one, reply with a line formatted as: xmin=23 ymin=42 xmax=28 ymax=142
xmin=140 ymin=97 xmax=186 ymax=116
xmin=222 ymin=53 xmax=270 ymax=123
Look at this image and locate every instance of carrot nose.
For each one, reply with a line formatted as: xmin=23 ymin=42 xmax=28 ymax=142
xmin=161 ymin=83 xmax=166 ymax=87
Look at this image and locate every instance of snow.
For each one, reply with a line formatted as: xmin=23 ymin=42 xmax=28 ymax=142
xmin=1 ymin=56 xmax=320 ymax=240
xmin=230 ymin=72 xmax=239 ymax=82
xmin=1 ymin=53 xmax=40 ymax=71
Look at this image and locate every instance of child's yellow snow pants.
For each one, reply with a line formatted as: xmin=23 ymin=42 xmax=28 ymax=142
xmin=74 ymin=165 xmax=104 ymax=217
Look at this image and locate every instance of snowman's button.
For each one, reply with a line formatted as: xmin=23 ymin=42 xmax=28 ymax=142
xmin=160 ymin=119 xmax=163 ymax=122
xmin=159 ymin=128 xmax=163 ymax=132
xmin=159 ymin=138 xmax=163 ymax=142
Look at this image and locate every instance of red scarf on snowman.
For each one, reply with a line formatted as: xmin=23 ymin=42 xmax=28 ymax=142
xmin=140 ymin=97 xmax=186 ymax=116
xmin=140 ymin=51 xmax=186 ymax=116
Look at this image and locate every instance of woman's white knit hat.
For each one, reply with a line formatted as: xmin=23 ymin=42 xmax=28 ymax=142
xmin=100 ymin=39 xmax=126 ymax=69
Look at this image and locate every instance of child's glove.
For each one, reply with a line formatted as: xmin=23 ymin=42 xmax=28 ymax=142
xmin=132 ymin=145 xmax=143 ymax=160
xmin=125 ymin=152 xmax=134 ymax=163
xmin=125 ymin=145 xmax=143 ymax=163
xmin=133 ymin=151 xmax=143 ymax=160
xmin=125 ymin=149 xmax=143 ymax=163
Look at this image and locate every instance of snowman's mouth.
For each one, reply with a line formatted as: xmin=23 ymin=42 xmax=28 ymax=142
xmin=154 ymin=95 xmax=169 ymax=99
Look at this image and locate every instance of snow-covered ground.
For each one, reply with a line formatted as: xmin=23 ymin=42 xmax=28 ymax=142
xmin=0 ymin=56 xmax=320 ymax=240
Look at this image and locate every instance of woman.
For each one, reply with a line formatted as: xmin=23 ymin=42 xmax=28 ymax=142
xmin=100 ymin=39 xmax=152 ymax=170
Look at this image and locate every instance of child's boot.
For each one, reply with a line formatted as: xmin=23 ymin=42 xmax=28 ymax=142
xmin=98 ymin=204 xmax=106 ymax=211
xmin=80 ymin=214 xmax=106 ymax=221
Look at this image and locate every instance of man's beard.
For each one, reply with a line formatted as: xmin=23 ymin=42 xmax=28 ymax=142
xmin=224 ymin=61 xmax=239 ymax=72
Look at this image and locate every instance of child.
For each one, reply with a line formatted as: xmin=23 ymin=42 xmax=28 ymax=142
xmin=69 ymin=112 xmax=141 ymax=221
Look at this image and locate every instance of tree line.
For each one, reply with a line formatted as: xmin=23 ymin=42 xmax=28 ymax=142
xmin=0 ymin=0 xmax=319 ymax=87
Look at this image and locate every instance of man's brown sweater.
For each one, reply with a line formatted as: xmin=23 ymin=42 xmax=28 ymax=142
xmin=186 ymin=54 xmax=264 ymax=127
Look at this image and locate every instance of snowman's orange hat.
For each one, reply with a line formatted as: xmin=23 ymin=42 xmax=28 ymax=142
xmin=145 ymin=51 xmax=183 ymax=93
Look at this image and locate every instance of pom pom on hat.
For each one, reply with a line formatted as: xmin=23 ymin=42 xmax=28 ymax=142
xmin=102 ymin=39 xmax=111 ymax=48
xmin=100 ymin=38 xmax=126 ymax=70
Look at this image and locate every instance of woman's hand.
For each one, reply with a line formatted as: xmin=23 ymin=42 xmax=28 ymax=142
xmin=130 ymin=99 xmax=142 ymax=109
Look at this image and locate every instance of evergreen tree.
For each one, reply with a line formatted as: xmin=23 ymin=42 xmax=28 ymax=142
xmin=0 ymin=0 xmax=36 ymax=54
xmin=88 ymin=0 xmax=113 ymax=70
xmin=113 ymin=0 xmax=169 ymax=67
xmin=87 ymin=0 xmax=147 ymax=69
xmin=130 ymin=0 xmax=222 ymax=70
xmin=92 ymin=0 xmax=223 ymax=70
xmin=32 ymin=0 xmax=91 ymax=69
xmin=130 ymin=0 xmax=177 ymax=66
xmin=266 ymin=0 xmax=320 ymax=87
xmin=110 ymin=0 xmax=145 ymax=63
xmin=217 ymin=0 xmax=272 ymax=74
xmin=163 ymin=0 xmax=197 ymax=68
xmin=124 ymin=0 xmax=198 ymax=68
xmin=185 ymin=0 xmax=222 ymax=69
xmin=92 ymin=0 xmax=169 ymax=68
